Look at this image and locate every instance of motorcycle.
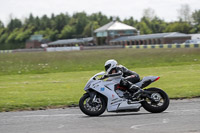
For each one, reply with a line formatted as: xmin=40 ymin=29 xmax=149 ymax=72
xmin=79 ymin=71 xmax=169 ymax=116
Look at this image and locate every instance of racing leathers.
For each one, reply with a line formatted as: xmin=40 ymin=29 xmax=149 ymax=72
xmin=104 ymin=65 xmax=143 ymax=97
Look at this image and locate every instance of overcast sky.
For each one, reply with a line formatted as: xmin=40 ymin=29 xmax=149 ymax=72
xmin=0 ymin=0 xmax=200 ymax=25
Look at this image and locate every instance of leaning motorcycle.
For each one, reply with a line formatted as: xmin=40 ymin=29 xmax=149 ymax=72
xmin=79 ymin=71 xmax=169 ymax=116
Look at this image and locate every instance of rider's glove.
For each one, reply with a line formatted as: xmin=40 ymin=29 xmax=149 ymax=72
xmin=101 ymin=75 xmax=108 ymax=79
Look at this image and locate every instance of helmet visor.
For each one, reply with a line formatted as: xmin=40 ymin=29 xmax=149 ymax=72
xmin=105 ymin=64 xmax=111 ymax=72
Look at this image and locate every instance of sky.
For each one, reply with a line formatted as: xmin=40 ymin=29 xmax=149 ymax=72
xmin=0 ymin=0 xmax=200 ymax=25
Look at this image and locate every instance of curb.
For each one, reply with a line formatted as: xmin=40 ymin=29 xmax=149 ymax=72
xmin=125 ymin=44 xmax=200 ymax=49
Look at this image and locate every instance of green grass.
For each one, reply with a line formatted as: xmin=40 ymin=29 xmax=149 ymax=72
xmin=0 ymin=48 xmax=200 ymax=75
xmin=0 ymin=72 xmax=88 ymax=111
xmin=0 ymin=48 xmax=200 ymax=111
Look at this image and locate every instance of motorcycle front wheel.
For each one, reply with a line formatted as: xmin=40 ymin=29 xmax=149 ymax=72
xmin=142 ymin=88 xmax=169 ymax=113
xmin=79 ymin=93 xmax=107 ymax=116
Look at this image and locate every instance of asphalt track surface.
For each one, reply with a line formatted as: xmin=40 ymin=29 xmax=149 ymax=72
xmin=0 ymin=98 xmax=200 ymax=133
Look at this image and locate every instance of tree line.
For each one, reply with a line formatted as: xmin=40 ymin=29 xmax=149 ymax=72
xmin=0 ymin=9 xmax=200 ymax=49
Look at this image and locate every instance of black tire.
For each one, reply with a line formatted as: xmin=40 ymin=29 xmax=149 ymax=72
xmin=142 ymin=88 xmax=169 ymax=113
xmin=79 ymin=93 xmax=107 ymax=116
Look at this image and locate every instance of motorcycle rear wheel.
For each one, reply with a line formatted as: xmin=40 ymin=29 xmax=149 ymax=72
xmin=142 ymin=88 xmax=169 ymax=113
xmin=79 ymin=93 xmax=106 ymax=116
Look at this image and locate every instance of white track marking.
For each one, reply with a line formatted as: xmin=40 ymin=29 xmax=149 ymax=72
xmin=130 ymin=108 xmax=200 ymax=130
xmin=58 ymin=124 xmax=65 ymax=129
xmin=167 ymin=109 xmax=200 ymax=113
xmin=131 ymin=118 xmax=170 ymax=129
xmin=14 ymin=114 xmax=83 ymax=118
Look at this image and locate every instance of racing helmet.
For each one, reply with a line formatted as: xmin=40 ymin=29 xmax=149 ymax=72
xmin=104 ymin=59 xmax=118 ymax=74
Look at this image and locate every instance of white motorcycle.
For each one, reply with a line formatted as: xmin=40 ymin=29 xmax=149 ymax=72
xmin=79 ymin=71 xmax=169 ymax=116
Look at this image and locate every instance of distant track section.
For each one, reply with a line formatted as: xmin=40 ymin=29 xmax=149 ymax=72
xmin=0 ymin=43 xmax=199 ymax=53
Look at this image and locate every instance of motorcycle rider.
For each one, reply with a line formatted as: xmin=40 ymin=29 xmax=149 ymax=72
xmin=103 ymin=59 xmax=143 ymax=99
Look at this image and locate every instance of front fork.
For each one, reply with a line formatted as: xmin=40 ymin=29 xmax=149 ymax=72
xmin=87 ymin=91 xmax=97 ymax=103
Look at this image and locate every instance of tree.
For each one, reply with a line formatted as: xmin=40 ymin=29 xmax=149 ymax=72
xmin=82 ymin=21 xmax=100 ymax=37
xmin=192 ymin=10 xmax=200 ymax=25
xmin=15 ymin=26 xmax=34 ymax=42
xmin=123 ymin=17 xmax=137 ymax=27
xmin=89 ymin=12 xmax=110 ymax=26
xmin=40 ymin=15 xmax=51 ymax=30
xmin=59 ymin=25 xmax=76 ymax=39
xmin=34 ymin=28 xmax=58 ymax=41
xmin=0 ymin=20 xmax=4 ymax=28
xmin=143 ymin=8 xmax=156 ymax=21
xmin=24 ymin=13 xmax=34 ymax=25
xmin=177 ymin=4 xmax=192 ymax=22
xmin=0 ymin=29 xmax=7 ymax=43
xmin=0 ymin=31 xmax=9 ymax=49
xmin=136 ymin=21 xmax=152 ymax=34
xmin=190 ymin=10 xmax=200 ymax=33
xmin=7 ymin=18 xmax=22 ymax=31
xmin=0 ymin=24 xmax=5 ymax=37
xmin=164 ymin=22 xmax=192 ymax=33
xmin=73 ymin=12 xmax=89 ymax=36
xmin=151 ymin=17 xmax=167 ymax=33
xmin=5 ymin=28 xmax=19 ymax=43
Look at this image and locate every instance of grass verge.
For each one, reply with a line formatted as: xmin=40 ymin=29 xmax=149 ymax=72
xmin=0 ymin=48 xmax=200 ymax=75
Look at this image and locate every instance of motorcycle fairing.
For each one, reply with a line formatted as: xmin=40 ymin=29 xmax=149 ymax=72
xmin=136 ymin=76 xmax=160 ymax=88
xmin=84 ymin=72 xmax=141 ymax=112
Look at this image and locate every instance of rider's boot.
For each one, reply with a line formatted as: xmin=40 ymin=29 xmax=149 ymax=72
xmin=120 ymin=78 xmax=143 ymax=100
xmin=129 ymin=84 xmax=144 ymax=99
